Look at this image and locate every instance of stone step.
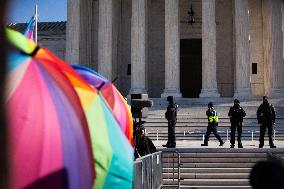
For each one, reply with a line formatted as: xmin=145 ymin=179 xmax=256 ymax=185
xmin=162 ymin=152 xmax=267 ymax=158
xmin=162 ymin=167 xmax=252 ymax=174
xmin=144 ymin=124 xmax=284 ymax=128
xmin=149 ymin=137 xmax=284 ymax=141
xmin=163 ymin=178 xmax=250 ymax=186
xmin=163 ymin=185 xmax=252 ymax=189
xmin=162 ymin=162 xmax=256 ymax=168
xmin=161 ymin=157 xmax=266 ymax=163
xmin=147 ymin=131 xmax=284 ymax=135
xmin=145 ymin=127 xmax=284 ymax=132
xmin=163 ymin=172 xmax=250 ymax=179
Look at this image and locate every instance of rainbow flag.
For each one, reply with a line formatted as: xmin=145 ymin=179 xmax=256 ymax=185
xmin=23 ymin=16 xmax=35 ymax=41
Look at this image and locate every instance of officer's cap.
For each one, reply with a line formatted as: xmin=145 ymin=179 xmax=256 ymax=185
xmin=167 ymin=96 xmax=174 ymax=102
xmin=208 ymin=102 xmax=213 ymax=107
xmin=234 ymin=99 xmax=240 ymax=104
xmin=263 ymin=96 xmax=268 ymax=100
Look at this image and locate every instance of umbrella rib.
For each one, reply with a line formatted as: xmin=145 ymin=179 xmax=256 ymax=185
xmin=97 ymin=82 xmax=105 ymax=91
xmin=111 ymin=76 xmax=118 ymax=84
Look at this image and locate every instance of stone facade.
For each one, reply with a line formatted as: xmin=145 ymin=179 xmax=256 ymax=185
xmin=43 ymin=0 xmax=284 ymax=98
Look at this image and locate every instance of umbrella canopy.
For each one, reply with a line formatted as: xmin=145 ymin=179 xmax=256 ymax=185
xmin=60 ymin=62 xmax=134 ymax=189
xmin=6 ymin=29 xmax=94 ymax=189
xmin=6 ymin=29 xmax=134 ymax=189
xmin=72 ymin=65 xmax=133 ymax=145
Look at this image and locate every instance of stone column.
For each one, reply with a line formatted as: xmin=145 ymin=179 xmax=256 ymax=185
xmin=98 ymin=0 xmax=113 ymax=80
xmin=199 ymin=0 xmax=220 ymax=97
xmin=267 ymin=0 xmax=284 ymax=97
xmin=66 ymin=0 xmax=80 ymax=65
xmin=129 ymin=0 xmax=147 ymax=94
xmin=233 ymin=0 xmax=253 ymax=99
xmin=161 ymin=0 xmax=182 ymax=98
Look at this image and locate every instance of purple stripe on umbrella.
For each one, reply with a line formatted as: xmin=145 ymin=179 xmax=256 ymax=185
xmin=38 ymin=64 xmax=93 ymax=189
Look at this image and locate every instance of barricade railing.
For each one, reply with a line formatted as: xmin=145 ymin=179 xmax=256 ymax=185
xmin=162 ymin=150 xmax=183 ymax=189
xmin=133 ymin=151 xmax=163 ymax=189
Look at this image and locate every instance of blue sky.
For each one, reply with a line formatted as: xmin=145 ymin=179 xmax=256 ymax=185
xmin=7 ymin=0 xmax=67 ymax=23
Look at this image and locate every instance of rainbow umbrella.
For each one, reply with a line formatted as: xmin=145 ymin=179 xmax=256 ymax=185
xmin=6 ymin=28 xmax=94 ymax=189
xmin=7 ymin=29 xmax=134 ymax=189
xmin=72 ymin=65 xmax=133 ymax=145
xmin=57 ymin=58 xmax=133 ymax=189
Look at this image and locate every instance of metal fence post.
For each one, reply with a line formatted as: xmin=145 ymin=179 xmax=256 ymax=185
xmin=226 ymin=129 xmax=229 ymax=141
xmin=178 ymin=153 xmax=181 ymax=189
xmin=156 ymin=130 xmax=159 ymax=142
xmin=252 ymin=130 xmax=254 ymax=142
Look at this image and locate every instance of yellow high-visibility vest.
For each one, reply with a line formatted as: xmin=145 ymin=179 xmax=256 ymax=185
xmin=209 ymin=110 xmax=219 ymax=123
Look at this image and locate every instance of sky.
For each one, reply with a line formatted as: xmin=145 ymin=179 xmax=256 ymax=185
xmin=7 ymin=0 xmax=67 ymax=23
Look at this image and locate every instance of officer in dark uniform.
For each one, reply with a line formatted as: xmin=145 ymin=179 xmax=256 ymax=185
xmin=163 ymin=96 xmax=177 ymax=148
xmin=228 ymin=99 xmax=246 ymax=148
xmin=257 ymin=96 xmax=276 ymax=148
xmin=201 ymin=102 xmax=224 ymax=146
xmin=135 ymin=124 xmax=157 ymax=158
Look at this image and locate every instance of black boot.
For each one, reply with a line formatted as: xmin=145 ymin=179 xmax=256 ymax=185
xmin=230 ymin=144 xmax=234 ymax=148
xmin=201 ymin=141 xmax=208 ymax=146
xmin=238 ymin=143 xmax=243 ymax=148
xmin=219 ymin=141 xmax=224 ymax=146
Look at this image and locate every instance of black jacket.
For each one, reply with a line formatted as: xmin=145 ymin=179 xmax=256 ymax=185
xmin=136 ymin=135 xmax=157 ymax=157
xmin=257 ymin=103 xmax=275 ymax=124
xmin=228 ymin=106 xmax=246 ymax=123
xmin=165 ymin=103 xmax=177 ymax=121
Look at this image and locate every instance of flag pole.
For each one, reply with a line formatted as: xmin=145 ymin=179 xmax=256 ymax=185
xmin=35 ymin=4 xmax=38 ymax=44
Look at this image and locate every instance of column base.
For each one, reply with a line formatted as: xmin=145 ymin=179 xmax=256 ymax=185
xmin=199 ymin=88 xmax=220 ymax=98
xmin=161 ymin=88 xmax=182 ymax=98
xmin=270 ymin=88 xmax=284 ymax=98
xmin=234 ymin=88 xmax=253 ymax=100
xmin=128 ymin=88 xmax=147 ymax=95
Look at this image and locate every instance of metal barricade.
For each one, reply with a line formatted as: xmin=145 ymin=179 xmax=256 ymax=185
xmin=133 ymin=151 xmax=163 ymax=189
xmin=162 ymin=150 xmax=183 ymax=189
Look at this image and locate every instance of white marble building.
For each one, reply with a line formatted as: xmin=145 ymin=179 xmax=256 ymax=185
xmin=66 ymin=0 xmax=284 ymax=98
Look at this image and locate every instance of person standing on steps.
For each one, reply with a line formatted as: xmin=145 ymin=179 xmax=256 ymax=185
xmin=201 ymin=102 xmax=224 ymax=147
xmin=257 ymin=96 xmax=276 ymax=148
xmin=163 ymin=96 xmax=178 ymax=148
xmin=228 ymin=99 xmax=246 ymax=148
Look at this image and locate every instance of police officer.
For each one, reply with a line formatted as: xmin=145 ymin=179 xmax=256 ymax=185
xmin=257 ymin=96 xmax=276 ymax=148
xmin=201 ymin=102 xmax=224 ymax=146
xmin=228 ymin=99 xmax=246 ymax=148
xmin=163 ymin=96 xmax=177 ymax=148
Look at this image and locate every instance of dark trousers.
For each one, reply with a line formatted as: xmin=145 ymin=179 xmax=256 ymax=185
xmin=166 ymin=120 xmax=176 ymax=147
xmin=204 ymin=122 xmax=223 ymax=145
xmin=259 ymin=122 xmax=274 ymax=147
xmin=230 ymin=122 xmax=242 ymax=145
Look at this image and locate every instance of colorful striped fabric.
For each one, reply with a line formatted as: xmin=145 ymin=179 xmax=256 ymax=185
xmin=6 ymin=28 xmax=134 ymax=189
xmin=72 ymin=65 xmax=134 ymax=146
xmin=6 ymin=28 xmax=94 ymax=189
xmin=23 ymin=16 xmax=35 ymax=41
